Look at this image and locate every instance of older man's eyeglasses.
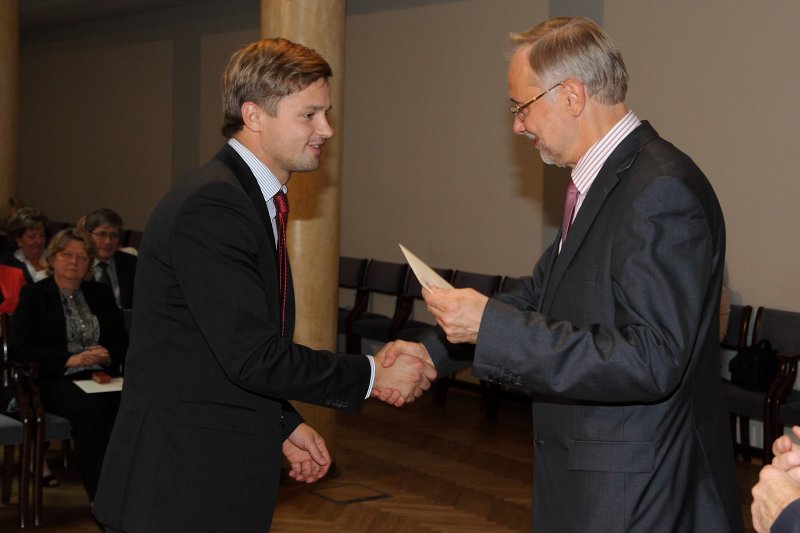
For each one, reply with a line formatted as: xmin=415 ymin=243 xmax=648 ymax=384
xmin=91 ymin=230 xmax=120 ymax=241
xmin=510 ymin=81 xmax=564 ymax=122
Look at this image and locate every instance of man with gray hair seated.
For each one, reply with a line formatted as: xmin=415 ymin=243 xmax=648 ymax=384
xmin=77 ymin=208 xmax=137 ymax=309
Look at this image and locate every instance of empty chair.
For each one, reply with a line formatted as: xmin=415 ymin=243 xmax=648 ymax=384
xmin=345 ymin=260 xmax=408 ymax=353
xmin=352 ymin=266 xmax=454 ymax=351
xmin=1 ymin=312 xmax=72 ymax=526
xmin=719 ymin=304 xmax=754 ymax=459
xmin=752 ymin=307 xmax=800 ymax=460
xmin=0 ymin=362 xmax=34 ymax=528
xmin=337 ymin=257 xmax=369 ymax=342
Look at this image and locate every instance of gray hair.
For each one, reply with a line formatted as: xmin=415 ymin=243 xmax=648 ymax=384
xmin=508 ymin=17 xmax=628 ymax=105
xmin=78 ymin=208 xmax=124 ymax=233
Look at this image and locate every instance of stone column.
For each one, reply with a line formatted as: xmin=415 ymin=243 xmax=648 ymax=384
xmin=0 ymin=0 xmax=19 ymax=220
xmin=260 ymin=0 xmax=346 ymax=456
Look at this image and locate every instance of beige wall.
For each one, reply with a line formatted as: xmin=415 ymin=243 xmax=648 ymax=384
xmin=16 ymin=0 xmax=800 ymax=313
xmin=604 ymin=0 xmax=800 ymax=311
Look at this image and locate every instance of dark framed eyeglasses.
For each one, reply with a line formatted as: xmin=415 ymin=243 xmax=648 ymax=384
xmin=510 ymin=81 xmax=564 ymax=122
xmin=91 ymin=230 xmax=120 ymax=241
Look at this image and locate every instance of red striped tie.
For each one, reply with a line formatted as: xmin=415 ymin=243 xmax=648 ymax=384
xmin=273 ymin=191 xmax=289 ymax=336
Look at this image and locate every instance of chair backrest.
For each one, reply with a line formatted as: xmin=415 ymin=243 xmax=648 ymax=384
xmin=403 ymin=267 xmax=453 ymax=299
xmin=721 ymin=304 xmax=752 ymax=351
xmin=361 ymin=260 xmax=408 ymax=295
xmin=451 ymin=270 xmax=502 ymax=296
xmin=339 ymin=256 xmax=369 ymax=289
xmin=753 ymin=307 xmax=800 ymax=354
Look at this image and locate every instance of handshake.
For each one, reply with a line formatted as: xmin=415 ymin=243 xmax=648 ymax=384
xmin=370 ymin=340 xmax=437 ymax=407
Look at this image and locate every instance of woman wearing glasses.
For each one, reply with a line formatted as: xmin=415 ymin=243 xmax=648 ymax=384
xmin=9 ymin=228 xmax=128 ymax=506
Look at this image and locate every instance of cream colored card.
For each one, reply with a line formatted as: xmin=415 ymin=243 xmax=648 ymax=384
xmin=399 ymin=244 xmax=454 ymax=290
xmin=73 ymin=377 xmax=124 ymax=393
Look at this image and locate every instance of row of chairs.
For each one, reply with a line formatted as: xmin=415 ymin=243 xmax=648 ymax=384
xmin=722 ymin=305 xmax=800 ymax=463
xmin=338 ymin=256 xmax=522 ymax=420
xmin=0 ymin=313 xmax=72 ymax=528
xmin=47 ymin=221 xmax=143 ymax=250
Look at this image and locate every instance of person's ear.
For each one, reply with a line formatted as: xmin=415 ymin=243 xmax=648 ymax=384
xmin=561 ymin=79 xmax=586 ymax=116
xmin=241 ymin=102 xmax=263 ymax=132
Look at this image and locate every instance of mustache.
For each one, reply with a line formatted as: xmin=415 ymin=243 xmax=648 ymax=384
xmin=521 ymin=131 xmax=535 ymax=140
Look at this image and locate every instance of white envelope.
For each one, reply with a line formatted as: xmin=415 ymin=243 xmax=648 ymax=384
xmin=398 ymin=244 xmax=453 ymax=291
xmin=73 ymin=377 xmax=124 ymax=393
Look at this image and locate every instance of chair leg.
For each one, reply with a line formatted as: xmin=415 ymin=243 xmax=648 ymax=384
xmin=1 ymin=445 xmax=12 ymax=503
xmin=740 ymin=416 xmax=751 ymax=462
xmin=61 ymin=439 xmax=70 ymax=468
xmin=728 ymin=413 xmax=738 ymax=458
xmin=19 ymin=434 xmax=31 ymax=528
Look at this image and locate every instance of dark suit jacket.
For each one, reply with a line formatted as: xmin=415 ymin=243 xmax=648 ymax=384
xmin=111 ymin=250 xmax=137 ymax=309
xmin=424 ymin=122 xmax=743 ymax=532
xmin=94 ymin=144 xmax=371 ymax=533
xmin=773 ymin=499 xmax=800 ymax=533
xmin=9 ymin=277 xmax=128 ymax=378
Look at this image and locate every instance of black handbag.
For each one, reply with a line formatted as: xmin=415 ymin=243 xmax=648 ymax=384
xmin=728 ymin=339 xmax=779 ymax=392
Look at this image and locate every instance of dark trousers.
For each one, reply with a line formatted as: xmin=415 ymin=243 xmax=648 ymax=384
xmin=39 ymin=375 xmax=120 ymax=500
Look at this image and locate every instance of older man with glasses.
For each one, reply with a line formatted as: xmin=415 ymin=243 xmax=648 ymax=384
xmin=381 ymin=16 xmax=743 ymax=533
xmin=77 ymin=208 xmax=138 ymax=309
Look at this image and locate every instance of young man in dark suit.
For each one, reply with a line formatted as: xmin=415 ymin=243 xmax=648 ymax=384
xmin=384 ymin=16 xmax=743 ymax=533
xmin=94 ymin=38 xmax=434 ymax=533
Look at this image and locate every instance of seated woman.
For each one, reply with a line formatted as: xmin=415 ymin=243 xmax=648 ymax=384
xmin=9 ymin=228 xmax=128 ymax=504
xmin=0 ymin=207 xmax=50 ymax=284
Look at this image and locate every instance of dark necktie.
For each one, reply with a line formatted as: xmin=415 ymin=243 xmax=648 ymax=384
xmin=561 ymin=179 xmax=579 ymax=243
xmin=273 ymin=191 xmax=289 ymax=337
xmin=97 ymin=261 xmax=112 ymax=286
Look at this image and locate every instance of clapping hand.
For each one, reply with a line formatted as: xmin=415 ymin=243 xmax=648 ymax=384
xmin=371 ymin=340 xmax=436 ymax=407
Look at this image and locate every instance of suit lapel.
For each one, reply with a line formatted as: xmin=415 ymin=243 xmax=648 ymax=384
xmin=214 ymin=144 xmax=295 ymax=336
xmin=540 ymin=122 xmax=659 ymax=313
xmin=215 ymin=144 xmax=276 ymax=248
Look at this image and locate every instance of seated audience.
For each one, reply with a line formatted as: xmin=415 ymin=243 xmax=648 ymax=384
xmin=9 ymin=228 xmax=128 ymax=503
xmin=77 ymin=208 xmax=137 ymax=309
xmin=752 ymin=426 xmax=800 ymax=532
xmin=0 ymin=207 xmax=50 ymax=284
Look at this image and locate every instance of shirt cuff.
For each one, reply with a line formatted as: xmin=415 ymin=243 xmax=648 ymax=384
xmin=365 ymin=355 xmax=375 ymax=399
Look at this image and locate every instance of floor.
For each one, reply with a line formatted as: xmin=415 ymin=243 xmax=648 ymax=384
xmin=1 ymin=390 xmax=762 ymax=532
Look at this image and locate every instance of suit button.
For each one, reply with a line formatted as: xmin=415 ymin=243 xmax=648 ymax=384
xmin=533 ymin=437 xmax=543 ymax=447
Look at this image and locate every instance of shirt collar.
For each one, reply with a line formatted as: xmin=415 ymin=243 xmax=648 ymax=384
xmin=571 ymin=110 xmax=641 ymax=195
xmin=227 ymin=138 xmax=287 ymax=219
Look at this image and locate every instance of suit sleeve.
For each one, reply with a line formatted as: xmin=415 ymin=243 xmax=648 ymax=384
xmin=473 ymin=175 xmax=715 ymax=402
xmin=171 ymin=181 xmax=370 ymax=411
xmin=9 ymin=283 xmax=70 ymax=376
xmin=420 ymin=244 xmax=553 ymax=376
xmin=772 ymin=499 xmax=800 ymax=533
